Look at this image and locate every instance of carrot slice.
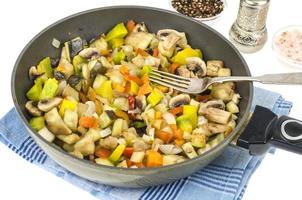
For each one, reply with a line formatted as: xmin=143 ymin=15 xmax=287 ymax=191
xmin=169 ymin=106 xmax=183 ymax=116
xmin=136 ymin=48 xmax=149 ymax=57
xmin=79 ymin=116 xmax=98 ymax=128
xmin=137 ymin=82 xmax=152 ymax=96
xmin=119 ymin=65 xmax=129 ymax=75
xmin=155 ymin=130 xmax=173 ymax=144
xmin=152 ymin=47 xmax=159 ymax=57
xmin=169 ymin=63 xmax=180 ymax=73
xmin=125 ymin=74 xmax=143 ymax=86
xmin=141 ymin=73 xmax=150 ymax=84
xmin=146 ymin=150 xmax=163 ymax=167
xmin=127 ymin=20 xmax=136 ymax=32
xmin=95 ymin=148 xmax=111 ymax=158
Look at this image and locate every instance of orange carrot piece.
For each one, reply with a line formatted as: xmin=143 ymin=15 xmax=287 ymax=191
xmin=169 ymin=63 xmax=180 ymax=73
xmin=127 ymin=20 xmax=136 ymax=32
xmin=100 ymin=49 xmax=110 ymax=56
xmin=155 ymin=130 xmax=174 ymax=144
xmin=79 ymin=116 xmax=98 ymax=128
xmin=146 ymin=150 xmax=163 ymax=167
xmin=136 ymin=48 xmax=149 ymax=57
xmin=119 ymin=65 xmax=129 ymax=75
xmin=112 ymin=83 xmax=125 ymax=93
xmin=125 ymin=74 xmax=143 ymax=86
xmin=141 ymin=73 xmax=150 ymax=84
xmin=155 ymin=111 xmax=162 ymax=119
xmin=174 ymin=139 xmax=185 ymax=147
xmin=152 ymin=48 xmax=159 ymax=57
xmin=137 ymin=83 xmax=152 ymax=96
xmin=169 ymin=106 xmax=183 ymax=116
xmin=95 ymin=148 xmax=111 ymax=158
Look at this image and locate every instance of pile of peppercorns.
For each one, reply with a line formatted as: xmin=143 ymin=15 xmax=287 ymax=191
xmin=172 ymin=0 xmax=224 ymax=19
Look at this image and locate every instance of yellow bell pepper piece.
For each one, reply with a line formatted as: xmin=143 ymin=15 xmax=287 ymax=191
xmin=109 ymin=38 xmax=124 ymax=49
xmin=59 ymin=99 xmax=77 ymax=117
xmin=95 ymin=80 xmax=113 ymax=102
xmin=183 ymin=105 xmax=198 ymax=129
xmin=147 ymin=89 xmax=162 ymax=107
xmin=130 ymin=80 xmax=139 ymax=95
xmin=172 ymin=48 xmax=203 ymax=65
xmin=105 ymin=23 xmax=128 ymax=42
xmin=108 ymin=144 xmax=126 ymax=163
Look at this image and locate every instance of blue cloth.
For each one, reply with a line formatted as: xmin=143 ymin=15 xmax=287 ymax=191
xmin=0 ymin=87 xmax=293 ymax=200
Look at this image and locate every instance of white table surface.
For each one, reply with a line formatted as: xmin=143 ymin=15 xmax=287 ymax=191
xmin=1 ymin=0 xmax=302 ymax=199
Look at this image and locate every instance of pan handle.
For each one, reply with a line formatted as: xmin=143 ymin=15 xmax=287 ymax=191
xmin=270 ymin=116 xmax=302 ymax=154
xmin=237 ymin=106 xmax=302 ymax=155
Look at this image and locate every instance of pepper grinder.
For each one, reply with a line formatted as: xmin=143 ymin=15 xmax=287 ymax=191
xmin=229 ymin=0 xmax=270 ymax=53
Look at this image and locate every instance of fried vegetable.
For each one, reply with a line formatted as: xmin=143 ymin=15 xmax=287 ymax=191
xmin=45 ymin=108 xmax=72 ymax=135
xmin=130 ymin=151 xmax=145 ymax=163
xmin=38 ymin=127 xmax=55 ymax=142
xmin=182 ymin=142 xmax=198 ymax=159
xmin=59 ymin=99 xmax=77 ymax=117
xmin=105 ymin=23 xmax=128 ymax=41
xmin=95 ymin=80 xmax=113 ymax=102
xmin=40 ymin=78 xmax=59 ymax=100
xmin=146 ymin=150 xmax=163 ymax=167
xmin=108 ymin=144 xmax=126 ymax=163
xmin=172 ymin=48 xmax=202 ymax=65
xmin=112 ymin=118 xmax=124 ymax=137
xmin=26 ymin=82 xmax=42 ymax=101
xmin=95 ymin=158 xmax=114 ymax=166
xmin=29 ymin=116 xmax=45 ymax=131
xmin=37 ymin=57 xmax=53 ymax=78
xmin=147 ymin=90 xmax=162 ymax=107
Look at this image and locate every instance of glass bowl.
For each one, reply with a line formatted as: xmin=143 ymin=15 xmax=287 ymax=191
xmin=272 ymin=25 xmax=302 ymax=68
xmin=169 ymin=0 xmax=227 ymax=25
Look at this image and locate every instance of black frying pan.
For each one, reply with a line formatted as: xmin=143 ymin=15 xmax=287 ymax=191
xmin=10 ymin=6 xmax=302 ymax=187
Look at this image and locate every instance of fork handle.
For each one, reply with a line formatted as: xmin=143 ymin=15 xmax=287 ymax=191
xmin=211 ymin=72 xmax=302 ymax=85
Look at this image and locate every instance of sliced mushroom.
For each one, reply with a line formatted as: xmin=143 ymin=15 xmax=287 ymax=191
xmin=38 ymin=127 xmax=55 ymax=142
xmin=37 ymin=97 xmax=62 ymax=112
xmin=57 ymin=80 xmax=67 ymax=96
xmin=44 ymin=108 xmax=72 ymax=135
xmin=205 ymin=107 xmax=231 ymax=124
xmin=84 ymin=101 xmax=96 ymax=116
xmin=28 ymin=66 xmax=42 ymax=80
xmin=198 ymin=99 xmax=225 ymax=115
xmin=157 ymin=29 xmax=188 ymax=48
xmin=135 ymin=95 xmax=147 ymax=111
xmin=125 ymin=32 xmax=153 ymax=50
xmin=176 ymin=65 xmax=190 ymax=78
xmin=132 ymin=22 xmax=148 ymax=32
xmin=25 ymin=101 xmax=42 ymax=116
xmin=186 ymin=57 xmax=207 ymax=77
xmin=159 ymin=144 xmax=182 ymax=155
xmin=79 ymin=47 xmax=99 ymax=59
xmin=169 ymin=94 xmax=190 ymax=108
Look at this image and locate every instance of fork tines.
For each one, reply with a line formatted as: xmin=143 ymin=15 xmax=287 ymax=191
xmin=149 ymin=70 xmax=190 ymax=92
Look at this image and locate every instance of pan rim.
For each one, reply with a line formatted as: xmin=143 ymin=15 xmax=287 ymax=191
xmin=11 ymin=5 xmax=253 ymax=174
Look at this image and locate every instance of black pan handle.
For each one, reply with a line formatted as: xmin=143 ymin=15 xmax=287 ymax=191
xmin=270 ymin=116 xmax=302 ymax=154
xmin=237 ymin=106 xmax=302 ymax=155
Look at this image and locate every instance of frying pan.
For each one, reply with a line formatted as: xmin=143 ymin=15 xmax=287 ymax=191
xmin=11 ymin=6 xmax=302 ymax=187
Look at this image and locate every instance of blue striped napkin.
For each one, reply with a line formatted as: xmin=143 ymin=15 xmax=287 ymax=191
xmin=0 ymin=87 xmax=293 ymax=200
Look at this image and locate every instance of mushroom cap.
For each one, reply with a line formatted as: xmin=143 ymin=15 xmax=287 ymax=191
xmin=79 ymin=47 xmax=99 ymax=59
xmin=157 ymin=29 xmax=188 ymax=48
xmin=169 ymin=94 xmax=191 ymax=108
xmin=25 ymin=101 xmax=42 ymax=117
xmin=38 ymin=97 xmax=63 ymax=112
xmin=44 ymin=108 xmax=72 ymax=135
xmin=132 ymin=23 xmax=148 ymax=32
xmin=186 ymin=57 xmax=207 ymax=77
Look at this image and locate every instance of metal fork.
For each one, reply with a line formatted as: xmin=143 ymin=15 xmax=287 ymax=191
xmin=149 ymin=70 xmax=302 ymax=94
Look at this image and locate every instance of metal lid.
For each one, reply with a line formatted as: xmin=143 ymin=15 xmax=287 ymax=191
xmin=244 ymin=0 xmax=270 ymax=7
xmin=236 ymin=0 xmax=270 ymax=31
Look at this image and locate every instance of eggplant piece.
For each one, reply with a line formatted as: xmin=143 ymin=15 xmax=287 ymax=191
xmin=67 ymin=74 xmax=82 ymax=91
xmin=205 ymin=107 xmax=231 ymax=124
xmin=125 ymin=32 xmax=153 ymax=50
xmin=130 ymin=120 xmax=147 ymax=136
xmin=44 ymin=108 xmax=72 ymax=135
xmin=74 ymin=136 xmax=95 ymax=156
xmin=99 ymin=136 xmax=118 ymax=150
xmin=70 ymin=37 xmax=84 ymax=57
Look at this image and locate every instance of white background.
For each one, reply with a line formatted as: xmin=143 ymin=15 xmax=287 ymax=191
xmin=1 ymin=0 xmax=302 ymax=199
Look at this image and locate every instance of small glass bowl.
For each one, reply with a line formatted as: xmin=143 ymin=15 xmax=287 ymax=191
xmin=272 ymin=25 xmax=302 ymax=68
xmin=169 ymin=0 xmax=227 ymax=24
